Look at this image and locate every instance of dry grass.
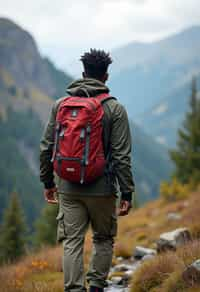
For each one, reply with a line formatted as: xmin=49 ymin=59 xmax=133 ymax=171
xmin=0 ymin=189 xmax=200 ymax=291
xmin=131 ymin=240 xmax=200 ymax=292
xmin=0 ymin=234 xmax=93 ymax=292
xmin=116 ymin=188 xmax=200 ymax=257
xmin=131 ymin=253 xmax=183 ymax=292
xmin=0 ymin=246 xmax=63 ymax=292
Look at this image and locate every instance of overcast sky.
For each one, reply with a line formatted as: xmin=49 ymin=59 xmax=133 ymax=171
xmin=1 ymin=0 xmax=200 ymax=74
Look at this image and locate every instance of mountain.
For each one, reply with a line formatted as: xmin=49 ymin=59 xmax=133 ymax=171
xmin=0 ymin=18 xmax=172 ymax=226
xmin=0 ymin=18 xmax=72 ymax=101
xmin=109 ymin=26 xmax=200 ymax=117
xmin=137 ymin=75 xmax=200 ymax=147
xmin=130 ymin=122 xmax=173 ymax=203
xmin=0 ymin=18 xmax=73 ymax=226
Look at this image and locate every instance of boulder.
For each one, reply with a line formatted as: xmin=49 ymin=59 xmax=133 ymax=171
xmin=182 ymin=259 xmax=200 ymax=285
xmin=167 ymin=212 xmax=182 ymax=221
xmin=110 ymin=275 xmax=130 ymax=287
xmin=133 ymin=246 xmax=157 ymax=260
xmin=113 ymin=264 xmax=132 ymax=272
xmin=110 ymin=276 xmax=123 ymax=285
xmin=141 ymin=254 xmax=156 ymax=262
xmin=124 ymin=270 xmax=134 ymax=278
xmin=157 ymin=228 xmax=191 ymax=252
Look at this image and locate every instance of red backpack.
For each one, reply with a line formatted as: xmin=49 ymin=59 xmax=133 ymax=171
xmin=52 ymin=93 xmax=114 ymax=184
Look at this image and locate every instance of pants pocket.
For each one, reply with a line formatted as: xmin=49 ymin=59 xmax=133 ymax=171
xmin=56 ymin=211 xmax=66 ymax=242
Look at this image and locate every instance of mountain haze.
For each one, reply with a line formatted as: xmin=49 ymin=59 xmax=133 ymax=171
xmin=109 ymin=26 xmax=200 ymax=117
xmin=137 ymin=75 xmax=200 ymax=147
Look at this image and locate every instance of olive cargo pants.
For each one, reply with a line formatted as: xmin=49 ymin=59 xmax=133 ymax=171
xmin=57 ymin=193 xmax=117 ymax=292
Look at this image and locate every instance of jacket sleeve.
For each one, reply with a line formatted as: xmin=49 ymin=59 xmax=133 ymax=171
xmin=110 ymin=103 xmax=135 ymax=201
xmin=40 ymin=102 xmax=58 ymax=189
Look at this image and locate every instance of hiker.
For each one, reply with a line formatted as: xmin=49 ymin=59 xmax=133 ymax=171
xmin=40 ymin=49 xmax=135 ymax=292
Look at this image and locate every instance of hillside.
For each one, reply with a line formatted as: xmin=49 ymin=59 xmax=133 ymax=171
xmin=109 ymin=26 xmax=200 ymax=117
xmin=0 ymin=18 xmax=73 ymax=225
xmin=0 ymin=185 xmax=199 ymax=291
xmin=137 ymin=76 xmax=200 ymax=147
xmin=0 ymin=18 xmax=72 ymax=100
xmin=0 ymin=17 xmax=172 ymax=227
xmin=130 ymin=122 xmax=172 ymax=203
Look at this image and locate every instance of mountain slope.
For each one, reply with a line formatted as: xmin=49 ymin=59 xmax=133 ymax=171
xmin=137 ymin=74 xmax=200 ymax=147
xmin=0 ymin=18 xmax=73 ymax=226
xmin=130 ymin=122 xmax=173 ymax=203
xmin=0 ymin=186 xmax=199 ymax=291
xmin=0 ymin=18 xmax=73 ymax=100
xmin=109 ymin=26 xmax=200 ymax=116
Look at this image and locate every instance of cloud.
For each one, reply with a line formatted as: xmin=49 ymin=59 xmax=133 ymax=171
xmin=0 ymin=0 xmax=200 ymax=71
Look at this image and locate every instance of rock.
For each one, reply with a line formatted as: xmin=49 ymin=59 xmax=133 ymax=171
xmin=105 ymin=287 xmax=129 ymax=292
xmin=110 ymin=276 xmax=123 ymax=285
xmin=167 ymin=212 xmax=182 ymax=221
xmin=113 ymin=264 xmax=131 ymax=272
xmin=141 ymin=254 xmax=155 ymax=262
xmin=182 ymin=259 xmax=200 ymax=285
xmin=183 ymin=201 xmax=189 ymax=207
xmin=106 ymin=280 xmax=114 ymax=287
xmin=124 ymin=269 xmax=134 ymax=278
xmin=157 ymin=228 xmax=191 ymax=252
xmin=113 ymin=264 xmax=128 ymax=272
xmin=133 ymin=246 xmax=157 ymax=260
xmin=152 ymin=209 xmax=160 ymax=216
xmin=116 ymin=256 xmax=124 ymax=262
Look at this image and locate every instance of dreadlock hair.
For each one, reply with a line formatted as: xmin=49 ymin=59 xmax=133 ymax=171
xmin=80 ymin=49 xmax=112 ymax=80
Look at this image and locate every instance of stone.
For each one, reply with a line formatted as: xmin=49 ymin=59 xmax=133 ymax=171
xmin=124 ymin=270 xmax=134 ymax=278
xmin=116 ymin=256 xmax=124 ymax=262
xmin=167 ymin=212 xmax=182 ymax=221
xmin=182 ymin=259 xmax=200 ymax=285
xmin=110 ymin=276 xmax=123 ymax=285
xmin=133 ymin=246 xmax=157 ymax=260
xmin=141 ymin=254 xmax=155 ymax=262
xmin=157 ymin=228 xmax=191 ymax=252
xmin=105 ymin=287 xmax=129 ymax=292
xmin=113 ymin=264 xmax=130 ymax=272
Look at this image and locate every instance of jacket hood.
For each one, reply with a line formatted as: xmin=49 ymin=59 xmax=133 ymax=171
xmin=66 ymin=78 xmax=109 ymax=97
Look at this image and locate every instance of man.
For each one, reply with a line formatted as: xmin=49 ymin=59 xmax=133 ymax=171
xmin=40 ymin=49 xmax=135 ymax=292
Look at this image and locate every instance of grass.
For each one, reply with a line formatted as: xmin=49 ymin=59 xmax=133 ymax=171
xmin=0 ymin=188 xmax=200 ymax=291
xmin=130 ymin=240 xmax=200 ymax=292
xmin=0 ymin=246 xmax=63 ymax=292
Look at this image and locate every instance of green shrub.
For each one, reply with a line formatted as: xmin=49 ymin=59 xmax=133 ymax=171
xmin=160 ymin=178 xmax=190 ymax=202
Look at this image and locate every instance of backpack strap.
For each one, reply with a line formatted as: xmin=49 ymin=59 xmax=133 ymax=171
xmin=96 ymin=93 xmax=117 ymax=104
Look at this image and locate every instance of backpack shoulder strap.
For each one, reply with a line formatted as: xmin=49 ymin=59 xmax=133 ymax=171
xmin=96 ymin=93 xmax=117 ymax=104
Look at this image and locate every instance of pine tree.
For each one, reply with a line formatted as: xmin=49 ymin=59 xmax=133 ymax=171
xmin=0 ymin=192 xmax=27 ymax=263
xmin=170 ymin=78 xmax=200 ymax=184
xmin=34 ymin=204 xmax=59 ymax=247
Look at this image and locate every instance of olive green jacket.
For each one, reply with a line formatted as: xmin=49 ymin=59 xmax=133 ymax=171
xmin=40 ymin=78 xmax=135 ymax=201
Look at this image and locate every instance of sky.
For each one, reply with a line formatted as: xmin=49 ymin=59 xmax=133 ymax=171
xmin=1 ymin=0 xmax=200 ymax=74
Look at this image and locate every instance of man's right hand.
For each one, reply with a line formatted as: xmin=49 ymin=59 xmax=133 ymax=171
xmin=44 ymin=187 xmax=58 ymax=204
xmin=117 ymin=200 xmax=132 ymax=216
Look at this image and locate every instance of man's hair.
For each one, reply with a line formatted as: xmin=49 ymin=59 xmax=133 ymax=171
xmin=80 ymin=49 xmax=112 ymax=80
